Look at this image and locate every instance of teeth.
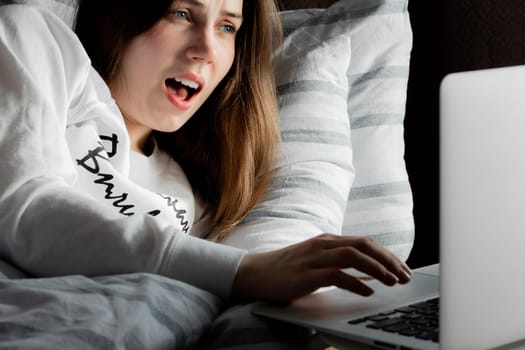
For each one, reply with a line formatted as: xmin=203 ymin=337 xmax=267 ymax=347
xmin=175 ymin=78 xmax=200 ymax=90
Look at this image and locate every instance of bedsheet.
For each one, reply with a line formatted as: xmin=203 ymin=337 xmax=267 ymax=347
xmin=0 ymin=264 xmax=223 ymax=349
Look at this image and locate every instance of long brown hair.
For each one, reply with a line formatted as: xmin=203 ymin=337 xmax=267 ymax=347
xmin=75 ymin=0 xmax=283 ymax=240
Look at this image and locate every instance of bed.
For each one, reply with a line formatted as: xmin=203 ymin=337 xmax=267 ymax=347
xmin=0 ymin=0 xmax=415 ymax=348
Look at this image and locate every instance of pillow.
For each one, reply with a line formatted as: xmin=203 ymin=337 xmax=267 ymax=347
xmin=344 ymin=0 xmax=414 ymax=260
xmin=280 ymin=0 xmax=414 ymax=259
xmin=227 ymin=0 xmax=415 ymax=260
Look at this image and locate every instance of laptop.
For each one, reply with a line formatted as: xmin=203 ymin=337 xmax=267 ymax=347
xmin=252 ymin=65 xmax=525 ymax=350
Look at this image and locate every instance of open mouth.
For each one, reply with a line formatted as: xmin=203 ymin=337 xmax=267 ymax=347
xmin=165 ymin=77 xmax=201 ymax=101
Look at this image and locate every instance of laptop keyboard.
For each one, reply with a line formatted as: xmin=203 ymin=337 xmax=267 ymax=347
xmin=348 ymin=297 xmax=439 ymax=343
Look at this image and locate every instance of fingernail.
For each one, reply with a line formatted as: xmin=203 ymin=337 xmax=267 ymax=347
xmin=387 ymin=272 xmax=399 ymax=285
xmin=363 ymin=288 xmax=374 ymax=297
xmin=401 ymin=270 xmax=411 ymax=283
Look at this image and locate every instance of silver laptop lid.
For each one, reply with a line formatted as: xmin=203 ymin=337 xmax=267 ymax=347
xmin=440 ymin=65 xmax=525 ymax=350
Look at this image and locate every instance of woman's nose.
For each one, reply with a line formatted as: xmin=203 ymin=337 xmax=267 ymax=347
xmin=186 ymin=28 xmax=217 ymax=64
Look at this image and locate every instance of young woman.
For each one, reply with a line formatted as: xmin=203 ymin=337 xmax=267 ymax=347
xmin=0 ymin=0 xmax=411 ymax=303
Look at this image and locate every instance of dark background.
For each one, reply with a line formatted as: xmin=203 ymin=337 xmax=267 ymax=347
xmin=405 ymin=0 xmax=525 ymax=268
xmin=404 ymin=0 xmax=440 ymax=268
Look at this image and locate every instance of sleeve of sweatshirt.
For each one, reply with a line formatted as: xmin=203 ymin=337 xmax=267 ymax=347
xmin=0 ymin=5 xmax=245 ymax=299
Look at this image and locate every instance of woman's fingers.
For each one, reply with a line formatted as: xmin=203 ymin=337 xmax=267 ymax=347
xmin=350 ymin=237 xmax=412 ymax=282
xmin=313 ymin=246 xmax=400 ymax=286
xmin=305 ymin=234 xmax=412 ymax=284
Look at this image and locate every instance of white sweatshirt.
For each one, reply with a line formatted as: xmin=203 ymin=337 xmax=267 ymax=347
xmin=0 ymin=5 xmax=245 ymax=298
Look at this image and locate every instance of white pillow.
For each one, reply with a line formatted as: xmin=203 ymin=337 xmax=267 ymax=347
xmin=277 ymin=0 xmax=415 ymax=260
xmin=346 ymin=0 xmax=414 ymax=261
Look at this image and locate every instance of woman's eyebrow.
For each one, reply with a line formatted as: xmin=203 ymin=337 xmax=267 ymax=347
xmin=223 ymin=10 xmax=243 ymax=21
xmin=178 ymin=0 xmax=243 ymax=20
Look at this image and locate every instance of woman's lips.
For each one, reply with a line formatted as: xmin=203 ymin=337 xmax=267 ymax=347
xmin=163 ymin=73 xmax=204 ymax=110
xmin=165 ymin=83 xmax=192 ymax=110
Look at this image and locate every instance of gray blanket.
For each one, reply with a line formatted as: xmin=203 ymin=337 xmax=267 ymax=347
xmin=0 ymin=272 xmax=223 ymax=349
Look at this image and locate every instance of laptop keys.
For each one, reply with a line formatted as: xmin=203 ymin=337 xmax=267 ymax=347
xmin=347 ymin=297 xmax=439 ymax=343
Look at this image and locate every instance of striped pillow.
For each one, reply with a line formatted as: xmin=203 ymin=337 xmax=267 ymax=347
xmin=278 ymin=0 xmax=415 ymax=259
xmin=344 ymin=0 xmax=414 ymax=260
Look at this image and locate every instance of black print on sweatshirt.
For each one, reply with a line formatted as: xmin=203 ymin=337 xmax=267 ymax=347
xmin=158 ymin=194 xmax=189 ymax=233
xmin=76 ymin=134 xmax=189 ymax=229
xmin=76 ymin=135 xmax=136 ymax=216
xmin=99 ymin=133 xmax=119 ymax=157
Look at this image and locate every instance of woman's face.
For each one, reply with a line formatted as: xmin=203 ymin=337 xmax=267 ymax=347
xmin=109 ymin=0 xmax=244 ymax=153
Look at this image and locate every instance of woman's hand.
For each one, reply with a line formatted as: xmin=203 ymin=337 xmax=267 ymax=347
xmin=232 ymin=233 xmax=412 ymax=302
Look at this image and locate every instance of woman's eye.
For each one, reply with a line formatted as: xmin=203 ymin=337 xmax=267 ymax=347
xmin=175 ymin=11 xmax=189 ymax=20
xmin=168 ymin=9 xmax=190 ymax=21
xmin=220 ymin=24 xmax=236 ymax=34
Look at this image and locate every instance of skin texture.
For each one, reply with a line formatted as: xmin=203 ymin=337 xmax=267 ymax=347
xmin=109 ymin=0 xmax=243 ymax=154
